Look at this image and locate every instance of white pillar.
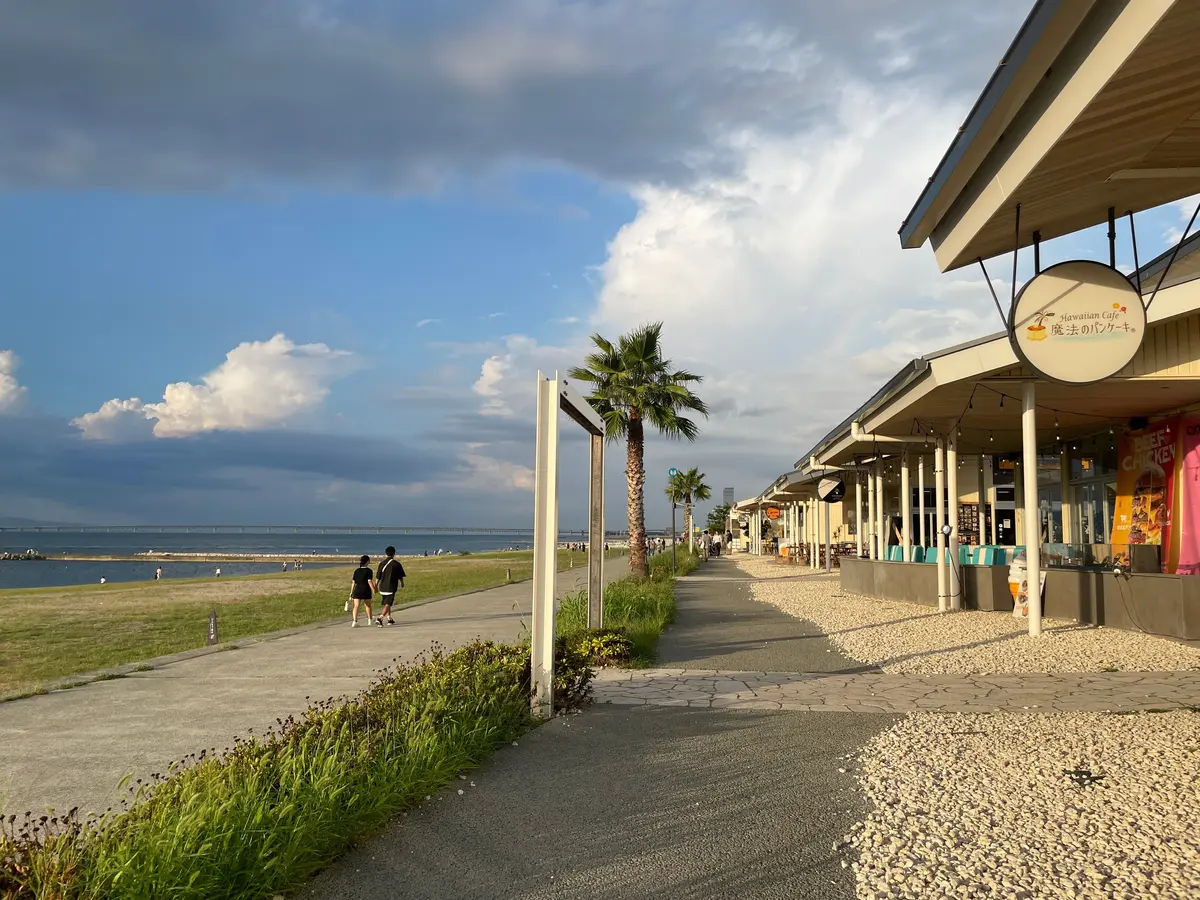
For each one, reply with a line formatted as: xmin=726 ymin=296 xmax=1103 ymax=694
xmin=918 ymin=456 xmax=927 ymax=549
xmin=947 ymin=428 xmax=961 ymax=611
xmin=901 ymin=453 xmax=912 ymax=562
xmin=1022 ymin=382 xmax=1043 ymax=636
xmin=875 ymin=462 xmax=885 ymax=560
xmin=531 ymin=374 xmax=560 ymax=717
xmin=935 ymin=438 xmax=947 ymax=613
xmin=855 ymin=473 xmax=864 ymax=558
xmin=809 ymin=499 xmax=817 ymax=569
xmin=867 ymin=468 xmax=877 ymax=559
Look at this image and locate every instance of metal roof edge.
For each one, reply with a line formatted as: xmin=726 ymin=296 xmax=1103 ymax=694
xmin=898 ymin=0 xmax=1062 ymax=249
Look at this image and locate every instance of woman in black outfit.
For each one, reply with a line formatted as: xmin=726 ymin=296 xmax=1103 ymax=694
xmin=348 ymin=554 xmax=374 ymax=627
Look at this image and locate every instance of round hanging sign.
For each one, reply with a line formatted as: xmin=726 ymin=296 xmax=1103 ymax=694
xmin=766 ymin=507 xmax=781 ymax=520
xmin=1009 ymin=259 xmax=1146 ymax=385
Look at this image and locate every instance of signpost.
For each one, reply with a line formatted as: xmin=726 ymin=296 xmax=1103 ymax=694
xmin=207 ymin=609 xmax=219 ymax=646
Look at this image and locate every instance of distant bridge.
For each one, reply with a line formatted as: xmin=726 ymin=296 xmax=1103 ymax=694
xmin=0 ymin=525 xmax=633 ymax=536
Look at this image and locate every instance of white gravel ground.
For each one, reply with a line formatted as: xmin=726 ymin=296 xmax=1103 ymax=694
xmin=847 ymin=711 xmax=1200 ymax=900
xmin=734 ymin=562 xmax=1200 ymax=674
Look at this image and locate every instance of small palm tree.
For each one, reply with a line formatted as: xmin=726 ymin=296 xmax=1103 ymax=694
xmin=570 ymin=322 xmax=708 ymax=578
xmin=666 ymin=468 xmax=711 ymax=551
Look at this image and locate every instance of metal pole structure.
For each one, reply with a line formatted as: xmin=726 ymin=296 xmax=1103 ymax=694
xmin=530 ymin=373 xmax=560 ymax=718
xmin=688 ymin=504 xmax=695 ymax=554
xmin=824 ymin=500 xmax=832 ymax=573
xmin=988 ymin=455 xmax=998 ymax=545
xmin=918 ymin=456 xmax=927 ymax=549
xmin=587 ymin=432 xmax=605 ymax=629
xmin=947 ymin=425 xmax=961 ymax=611
xmin=901 ymin=451 xmax=912 ymax=562
xmin=935 ymin=438 xmax=948 ymax=613
xmin=867 ymin=469 xmax=877 ymax=560
xmin=1022 ymin=382 xmax=1043 ymax=637
xmin=855 ymin=473 xmax=864 ymax=558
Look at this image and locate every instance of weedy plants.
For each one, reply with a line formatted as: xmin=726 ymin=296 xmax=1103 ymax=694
xmin=0 ymin=639 xmax=586 ymax=900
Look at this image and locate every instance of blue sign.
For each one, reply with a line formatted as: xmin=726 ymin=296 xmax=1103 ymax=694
xmin=668 ymin=467 xmax=678 ymax=477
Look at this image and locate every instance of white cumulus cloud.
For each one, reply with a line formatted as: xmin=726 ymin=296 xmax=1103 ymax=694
xmin=0 ymin=350 xmax=27 ymax=413
xmin=74 ymin=334 xmax=353 ymax=440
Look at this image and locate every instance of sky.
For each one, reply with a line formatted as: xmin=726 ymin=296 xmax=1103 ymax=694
xmin=0 ymin=0 xmax=1195 ymax=528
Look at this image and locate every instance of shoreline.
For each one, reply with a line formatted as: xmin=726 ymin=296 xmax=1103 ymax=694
xmin=28 ymin=544 xmax=629 ymax=564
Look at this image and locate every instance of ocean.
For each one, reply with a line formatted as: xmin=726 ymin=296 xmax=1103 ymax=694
xmin=0 ymin=530 xmax=601 ymax=590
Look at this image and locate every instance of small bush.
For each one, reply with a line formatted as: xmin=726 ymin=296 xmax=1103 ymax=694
xmin=566 ymin=628 xmax=634 ymax=667
xmin=0 ymin=639 xmax=588 ymax=900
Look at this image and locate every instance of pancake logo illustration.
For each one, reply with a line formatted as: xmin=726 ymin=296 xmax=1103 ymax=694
xmin=1026 ymin=310 xmax=1055 ymax=342
xmin=1129 ymin=461 xmax=1167 ymax=545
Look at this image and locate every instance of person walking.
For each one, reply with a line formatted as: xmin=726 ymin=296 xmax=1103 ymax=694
xmin=348 ymin=554 xmax=374 ymax=627
xmin=372 ymin=545 xmax=406 ymax=626
xmin=154 ymin=566 xmax=162 ymax=581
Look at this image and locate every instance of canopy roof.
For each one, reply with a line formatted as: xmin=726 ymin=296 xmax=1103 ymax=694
xmin=901 ymin=0 xmax=1200 ymax=272
xmin=792 ymin=240 xmax=1200 ymax=472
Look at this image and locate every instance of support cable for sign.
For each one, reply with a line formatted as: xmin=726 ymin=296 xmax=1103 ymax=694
xmin=1011 ymin=203 xmax=1021 ymax=309
xmin=1127 ymin=210 xmax=1142 ymax=298
xmin=976 ymin=257 xmax=1009 ymax=329
xmin=1146 ymin=195 xmax=1200 ymax=312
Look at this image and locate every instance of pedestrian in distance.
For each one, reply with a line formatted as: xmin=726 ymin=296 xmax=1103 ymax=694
xmin=154 ymin=566 xmax=162 ymax=581
xmin=348 ymin=554 xmax=374 ymax=627
xmin=373 ymin=545 xmax=405 ymax=627
xmin=215 ymin=567 xmax=221 ymax=578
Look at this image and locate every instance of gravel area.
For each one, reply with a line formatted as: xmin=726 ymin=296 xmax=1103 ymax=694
xmin=730 ymin=555 xmax=807 ymax=579
xmin=735 ymin=565 xmax=1200 ymax=674
xmin=846 ymin=711 xmax=1200 ymax=900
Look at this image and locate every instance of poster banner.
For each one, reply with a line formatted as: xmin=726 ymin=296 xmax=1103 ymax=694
xmin=1007 ymin=550 xmax=1047 ymax=619
xmin=1111 ymin=417 xmax=1178 ymax=570
xmin=1176 ymin=419 xmax=1200 ymax=575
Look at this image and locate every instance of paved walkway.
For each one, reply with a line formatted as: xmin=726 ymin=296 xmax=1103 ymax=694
xmin=306 ymin=556 xmax=898 ymax=900
xmin=0 ymin=565 xmax=622 ymax=818
xmin=594 ymin=669 xmax=1200 ymax=712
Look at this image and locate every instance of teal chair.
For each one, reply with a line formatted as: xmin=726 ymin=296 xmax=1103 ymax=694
xmin=959 ymin=545 xmax=971 ymax=566
xmin=891 ymin=546 xmax=904 ymax=561
xmin=910 ymin=546 xmax=924 ymax=563
xmin=923 ymin=546 xmax=938 ymax=564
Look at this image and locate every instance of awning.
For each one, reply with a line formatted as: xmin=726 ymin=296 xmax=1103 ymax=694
xmin=901 ymin=0 xmax=1200 ymax=272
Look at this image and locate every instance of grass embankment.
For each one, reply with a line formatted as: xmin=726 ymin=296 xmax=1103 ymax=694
xmin=1 ymin=640 xmax=592 ymax=900
xmin=558 ymin=547 xmax=699 ymax=664
xmin=0 ymin=549 xmax=623 ymax=700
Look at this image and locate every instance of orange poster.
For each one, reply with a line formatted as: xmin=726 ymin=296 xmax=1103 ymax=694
xmin=1111 ymin=418 xmax=1178 ymax=570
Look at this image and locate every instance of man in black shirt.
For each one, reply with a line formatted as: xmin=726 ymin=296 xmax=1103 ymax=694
xmin=372 ymin=545 xmax=406 ymax=626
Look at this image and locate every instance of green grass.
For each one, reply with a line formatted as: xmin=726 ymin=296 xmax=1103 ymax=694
xmin=0 ymin=549 xmax=625 ymax=699
xmin=0 ymin=641 xmax=557 ymax=900
xmin=558 ymin=547 xmax=699 ymax=664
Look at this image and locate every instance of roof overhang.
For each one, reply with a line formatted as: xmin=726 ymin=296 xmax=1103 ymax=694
xmin=902 ymin=0 xmax=1200 ymax=271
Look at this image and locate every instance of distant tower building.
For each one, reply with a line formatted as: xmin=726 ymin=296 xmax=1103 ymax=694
xmin=723 ymin=487 xmax=735 ymax=508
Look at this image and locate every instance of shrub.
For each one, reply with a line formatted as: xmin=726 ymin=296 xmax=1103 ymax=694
xmin=567 ymin=628 xmax=634 ymax=667
xmin=0 ymin=639 xmax=587 ymax=900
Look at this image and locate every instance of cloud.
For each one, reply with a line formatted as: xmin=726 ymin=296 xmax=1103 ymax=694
xmin=0 ymin=1 xmax=1022 ymax=193
xmin=0 ymin=350 xmax=28 ymax=413
xmin=415 ymin=318 xmax=440 ymax=328
xmin=485 ymin=312 xmax=504 ymax=319
xmin=74 ymin=334 xmax=353 ymax=439
xmin=457 ymin=453 xmax=535 ymax=492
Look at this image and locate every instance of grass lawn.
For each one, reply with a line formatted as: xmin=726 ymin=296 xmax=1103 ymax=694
xmin=0 ymin=548 xmax=625 ymax=699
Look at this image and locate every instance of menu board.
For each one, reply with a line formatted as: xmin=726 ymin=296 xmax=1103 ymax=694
xmin=958 ymin=503 xmax=980 ymax=544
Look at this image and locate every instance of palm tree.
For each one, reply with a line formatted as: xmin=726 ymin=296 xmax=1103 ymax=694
xmin=666 ymin=468 xmax=711 ymax=551
xmin=570 ymin=322 xmax=708 ymax=578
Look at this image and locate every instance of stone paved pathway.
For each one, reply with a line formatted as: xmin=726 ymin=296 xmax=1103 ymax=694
xmin=593 ymin=668 xmax=1200 ymax=713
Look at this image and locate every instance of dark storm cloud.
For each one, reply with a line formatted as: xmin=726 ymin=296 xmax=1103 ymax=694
xmin=0 ymin=0 xmax=1026 ymax=191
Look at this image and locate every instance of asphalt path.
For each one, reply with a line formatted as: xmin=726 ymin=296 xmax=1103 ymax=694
xmin=306 ymin=557 xmax=897 ymax=900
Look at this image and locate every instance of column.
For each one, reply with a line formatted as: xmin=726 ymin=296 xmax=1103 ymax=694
xmin=875 ymin=462 xmax=885 ymax=560
xmin=947 ymin=427 xmax=961 ymax=611
xmin=867 ymin=467 xmax=877 ymax=559
xmin=809 ymin=499 xmax=817 ymax=569
xmin=1022 ymin=382 xmax=1043 ymax=636
xmin=935 ymin=438 xmax=947 ymax=612
xmin=1060 ymin=448 xmax=1073 ymax=545
xmin=918 ymin=456 xmax=927 ymax=549
xmin=587 ymin=432 xmax=605 ymax=628
xmin=901 ymin=452 xmax=912 ymax=562
xmin=855 ymin=473 xmax=864 ymax=558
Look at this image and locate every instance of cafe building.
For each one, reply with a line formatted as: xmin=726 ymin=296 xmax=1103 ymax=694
xmin=775 ymin=0 xmax=1200 ymax=641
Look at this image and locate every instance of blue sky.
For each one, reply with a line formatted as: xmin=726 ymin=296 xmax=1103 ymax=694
xmin=0 ymin=0 xmax=1194 ymax=527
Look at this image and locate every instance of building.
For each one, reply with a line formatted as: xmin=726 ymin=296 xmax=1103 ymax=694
xmin=754 ymin=1 xmax=1200 ymax=640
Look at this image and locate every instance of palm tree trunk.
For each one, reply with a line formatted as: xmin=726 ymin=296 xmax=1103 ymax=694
xmin=627 ymin=411 xmax=649 ymax=578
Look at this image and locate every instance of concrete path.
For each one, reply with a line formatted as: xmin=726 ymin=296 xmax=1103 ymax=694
xmin=0 ymin=565 xmax=621 ymax=818
xmin=594 ymin=668 xmax=1200 ymax=712
xmin=306 ymin=556 xmax=898 ymax=900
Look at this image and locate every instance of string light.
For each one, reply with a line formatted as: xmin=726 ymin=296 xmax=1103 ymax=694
xmin=989 ymin=431 xmax=994 ymax=442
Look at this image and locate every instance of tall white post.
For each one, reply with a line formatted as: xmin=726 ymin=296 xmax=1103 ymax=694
xmin=811 ymin=499 xmax=818 ymax=569
xmin=1022 ymin=382 xmax=1043 ymax=636
xmin=947 ymin=427 xmax=961 ymax=611
xmin=531 ymin=374 xmax=560 ymax=717
xmin=587 ymin=433 xmax=605 ymax=628
xmin=935 ymin=438 xmax=947 ymax=613
xmin=918 ymin=456 xmax=927 ymax=549
xmin=987 ymin=456 xmax=998 ymax=545
xmin=855 ymin=473 xmax=864 ymax=558
xmin=867 ymin=469 xmax=877 ymax=560
xmin=875 ymin=462 xmax=885 ymax=560
xmin=901 ymin=452 xmax=912 ymax=562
